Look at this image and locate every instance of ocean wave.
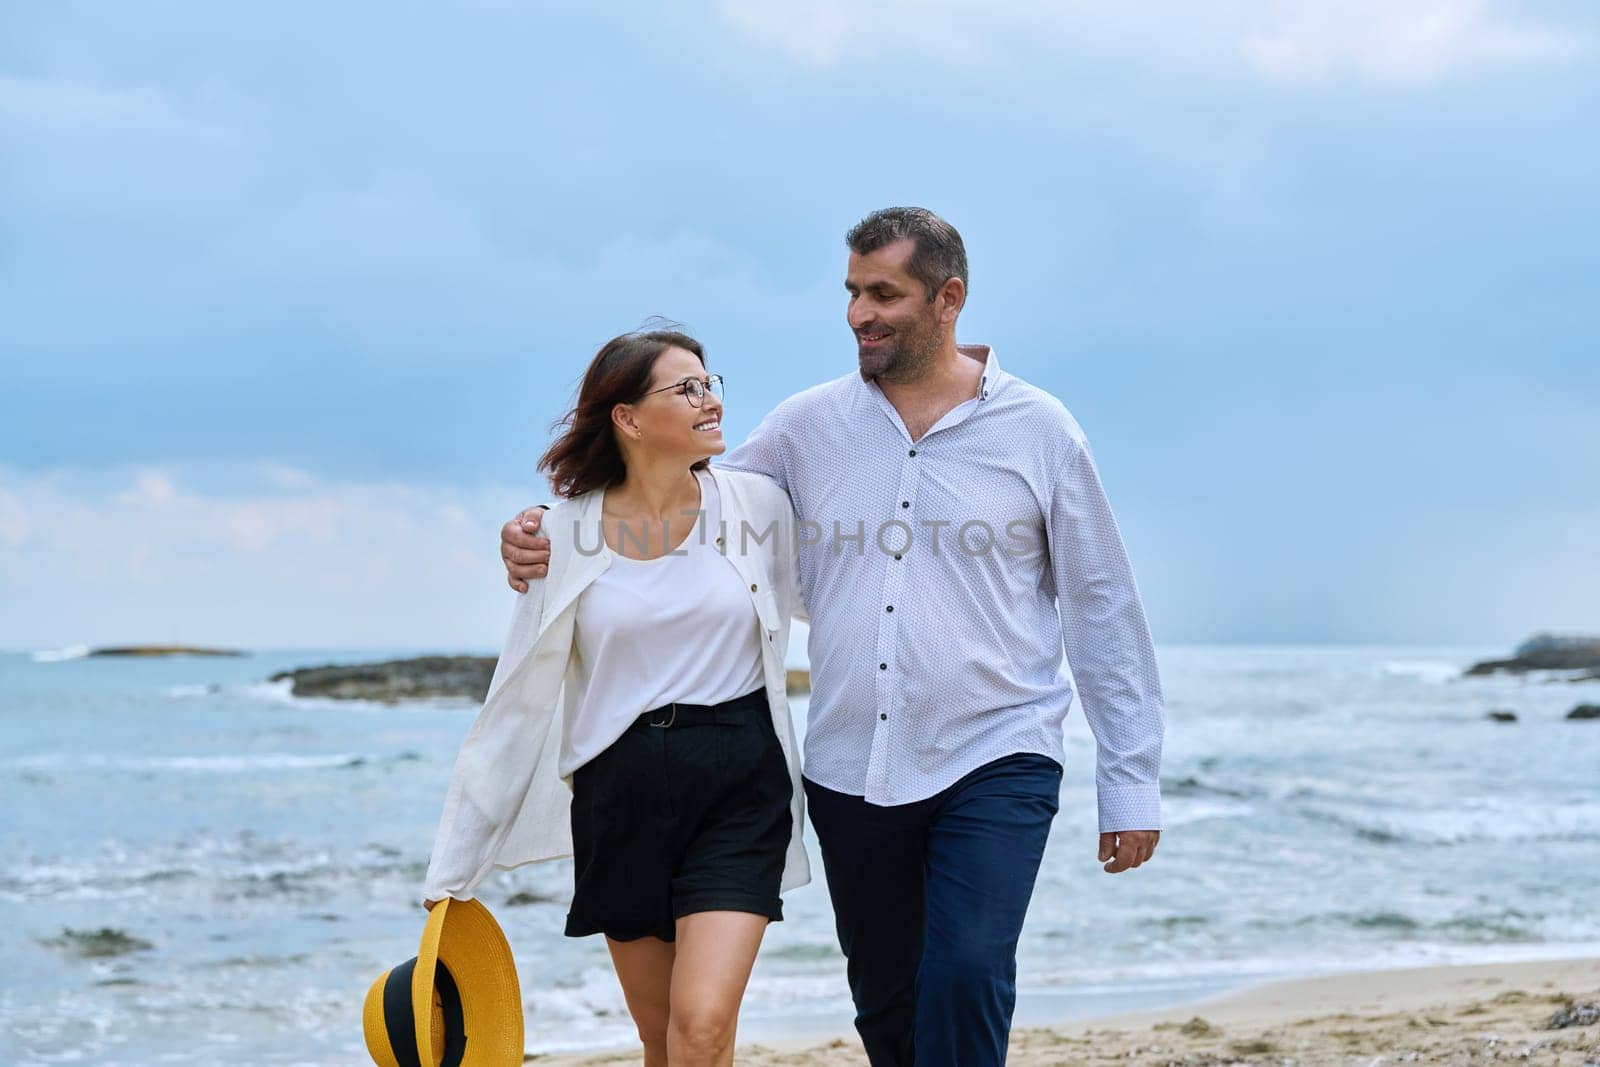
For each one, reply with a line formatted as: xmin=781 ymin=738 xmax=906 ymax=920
xmin=1164 ymin=799 xmax=1256 ymax=827
xmin=1380 ymin=659 xmax=1463 ymax=684
xmin=166 ymin=683 xmax=220 ymax=697
xmin=9 ymin=836 xmax=423 ymax=902
xmin=7 ymin=751 xmax=374 ymax=773
xmin=1022 ymin=940 xmax=1600 ymax=990
xmin=1277 ymin=909 xmax=1544 ymax=943
xmin=242 ymin=678 xmax=298 ymax=703
xmin=32 ymin=644 xmax=90 ymax=662
xmin=1301 ymin=800 xmax=1600 ymax=845
xmin=524 ymin=966 xmax=638 ymax=1052
xmin=1163 ymin=775 xmax=1259 ymax=800
xmin=235 ymin=677 xmax=480 ymax=711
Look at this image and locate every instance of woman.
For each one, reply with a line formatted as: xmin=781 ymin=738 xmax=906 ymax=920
xmin=420 ymin=327 xmax=809 ymax=1067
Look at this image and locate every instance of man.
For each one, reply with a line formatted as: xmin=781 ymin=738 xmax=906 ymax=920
xmin=500 ymin=207 xmax=1164 ymax=1066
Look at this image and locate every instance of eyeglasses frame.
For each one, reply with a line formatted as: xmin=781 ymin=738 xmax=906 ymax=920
xmin=638 ymin=374 xmax=724 ymax=408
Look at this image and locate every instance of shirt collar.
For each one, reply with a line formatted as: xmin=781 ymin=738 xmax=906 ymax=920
xmin=960 ymin=343 xmax=1000 ymax=401
xmin=856 ymin=342 xmax=1002 ymax=401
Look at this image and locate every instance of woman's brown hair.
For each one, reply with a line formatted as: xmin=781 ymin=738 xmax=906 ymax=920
xmin=539 ymin=327 xmax=710 ymax=499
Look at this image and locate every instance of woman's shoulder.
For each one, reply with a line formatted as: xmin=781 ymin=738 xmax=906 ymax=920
xmin=540 ymin=491 xmax=597 ymax=550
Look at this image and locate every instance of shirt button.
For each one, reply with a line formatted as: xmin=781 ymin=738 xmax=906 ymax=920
xmin=879 ymin=663 xmax=887 ymax=670
xmin=750 ymin=583 xmax=758 ymax=592
xmin=879 ymin=713 xmax=888 ymax=720
xmin=885 ymin=605 xmax=894 ymax=613
xmin=894 ymin=555 xmax=902 ymax=561
xmin=900 ymin=501 xmax=909 ymax=509
xmin=909 ymin=449 xmax=917 ymax=457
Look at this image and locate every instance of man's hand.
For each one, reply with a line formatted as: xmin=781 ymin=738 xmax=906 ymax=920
xmin=502 ymin=506 xmax=552 ymax=592
xmin=1098 ymin=830 xmax=1159 ymax=873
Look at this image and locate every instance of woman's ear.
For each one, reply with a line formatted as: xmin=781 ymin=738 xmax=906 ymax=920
xmin=612 ymin=402 xmax=642 ymax=440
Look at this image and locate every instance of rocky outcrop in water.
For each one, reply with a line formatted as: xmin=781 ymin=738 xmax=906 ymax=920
xmin=40 ymin=927 xmax=155 ymax=958
xmin=1464 ymin=634 xmax=1600 ymax=677
xmin=1568 ymin=704 xmax=1600 ymax=721
xmin=270 ymin=656 xmax=496 ymax=704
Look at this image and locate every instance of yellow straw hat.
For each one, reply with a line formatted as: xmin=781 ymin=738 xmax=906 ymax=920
xmin=362 ymin=897 xmax=524 ymax=1066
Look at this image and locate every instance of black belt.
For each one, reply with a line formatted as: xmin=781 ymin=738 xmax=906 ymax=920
xmin=630 ymin=687 xmax=767 ymax=730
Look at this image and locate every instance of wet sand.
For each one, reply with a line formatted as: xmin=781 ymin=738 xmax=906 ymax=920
xmin=528 ymin=956 xmax=1600 ymax=1064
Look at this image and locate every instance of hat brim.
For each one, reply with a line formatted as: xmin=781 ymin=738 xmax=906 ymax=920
xmin=413 ymin=897 xmax=524 ymax=1065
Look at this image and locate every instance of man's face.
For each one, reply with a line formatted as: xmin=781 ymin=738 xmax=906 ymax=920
xmin=845 ymin=239 xmax=943 ymax=382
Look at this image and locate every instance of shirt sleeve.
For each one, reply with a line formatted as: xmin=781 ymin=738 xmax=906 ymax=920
xmin=420 ymin=574 xmax=549 ymax=906
xmin=777 ymin=485 xmax=809 ymax=625
xmin=719 ymin=405 xmax=792 ymax=492
xmin=1047 ymin=438 xmax=1165 ymax=834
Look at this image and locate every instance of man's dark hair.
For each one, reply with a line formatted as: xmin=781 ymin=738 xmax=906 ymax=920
xmin=845 ymin=207 xmax=969 ymax=303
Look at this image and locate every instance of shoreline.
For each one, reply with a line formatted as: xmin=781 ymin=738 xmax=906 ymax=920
xmin=527 ymin=956 xmax=1600 ymax=1064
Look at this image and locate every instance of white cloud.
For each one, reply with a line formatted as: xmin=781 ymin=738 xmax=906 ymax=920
xmin=0 ymin=462 xmax=532 ymax=650
xmin=717 ymin=0 xmax=1583 ymax=85
xmin=0 ymin=73 xmax=250 ymax=224
xmin=1240 ymin=0 xmax=1577 ymax=84
xmin=0 ymin=488 xmax=29 ymax=548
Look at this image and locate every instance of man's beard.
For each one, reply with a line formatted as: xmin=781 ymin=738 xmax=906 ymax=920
xmin=858 ymin=317 xmax=939 ymax=382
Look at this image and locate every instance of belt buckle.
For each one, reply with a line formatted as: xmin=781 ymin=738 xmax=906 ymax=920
xmin=648 ymin=702 xmax=678 ymax=728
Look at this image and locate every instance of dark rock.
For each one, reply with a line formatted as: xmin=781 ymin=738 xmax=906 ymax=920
xmin=1464 ymin=634 xmax=1600 ymax=676
xmin=504 ymin=890 xmax=559 ymax=906
xmin=90 ymin=645 xmax=245 ymax=657
xmin=269 ymin=656 xmax=496 ymax=704
xmin=41 ymin=927 xmax=155 ymax=958
xmin=1567 ymin=704 xmax=1600 ymax=721
xmin=1485 ymin=710 xmax=1518 ymax=722
xmin=1545 ymin=999 xmax=1600 ymax=1029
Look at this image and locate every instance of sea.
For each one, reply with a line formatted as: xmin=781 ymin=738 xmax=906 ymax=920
xmin=3 ymin=641 xmax=1598 ymax=1064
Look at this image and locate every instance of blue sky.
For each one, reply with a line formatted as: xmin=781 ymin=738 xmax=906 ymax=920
xmin=2 ymin=1 xmax=1596 ymax=650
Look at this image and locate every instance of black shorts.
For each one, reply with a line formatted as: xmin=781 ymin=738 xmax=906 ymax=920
xmin=564 ymin=686 xmax=793 ymax=942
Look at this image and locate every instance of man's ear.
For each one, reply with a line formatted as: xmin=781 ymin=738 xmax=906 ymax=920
xmin=937 ymin=276 xmax=966 ymax=325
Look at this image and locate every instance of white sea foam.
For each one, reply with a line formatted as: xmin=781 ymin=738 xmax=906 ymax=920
xmin=1023 ymin=939 xmax=1600 ymax=990
xmin=241 ymin=677 xmax=298 ymax=703
xmin=524 ymin=966 xmax=637 ymax=1052
xmin=7 ymin=751 xmax=369 ymax=773
xmin=1307 ymin=799 xmax=1600 ymax=845
xmin=1163 ymin=798 xmax=1256 ymax=826
xmin=32 ymin=644 xmax=90 ymax=662
xmin=234 ymin=677 xmax=479 ymax=712
xmin=1380 ymin=659 xmax=1462 ymax=684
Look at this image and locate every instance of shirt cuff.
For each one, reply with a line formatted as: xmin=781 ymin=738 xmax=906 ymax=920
xmin=1097 ymin=782 xmax=1162 ymax=833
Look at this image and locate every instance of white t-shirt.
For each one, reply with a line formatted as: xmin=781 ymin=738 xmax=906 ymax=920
xmin=561 ymin=468 xmax=765 ymax=778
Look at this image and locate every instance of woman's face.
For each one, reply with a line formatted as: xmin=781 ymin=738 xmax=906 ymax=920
xmin=622 ymin=346 xmax=725 ymax=463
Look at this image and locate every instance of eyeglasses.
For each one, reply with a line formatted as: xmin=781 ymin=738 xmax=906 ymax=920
xmin=640 ymin=374 xmax=724 ymax=408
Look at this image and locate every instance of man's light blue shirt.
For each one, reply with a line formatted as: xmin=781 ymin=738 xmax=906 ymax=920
xmin=722 ymin=344 xmax=1165 ymax=833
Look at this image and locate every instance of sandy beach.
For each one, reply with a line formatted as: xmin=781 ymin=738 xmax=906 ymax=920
xmin=529 ymin=957 xmax=1600 ymax=1065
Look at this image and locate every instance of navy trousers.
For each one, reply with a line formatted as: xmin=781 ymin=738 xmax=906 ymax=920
xmin=804 ymin=752 xmax=1063 ymax=1067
